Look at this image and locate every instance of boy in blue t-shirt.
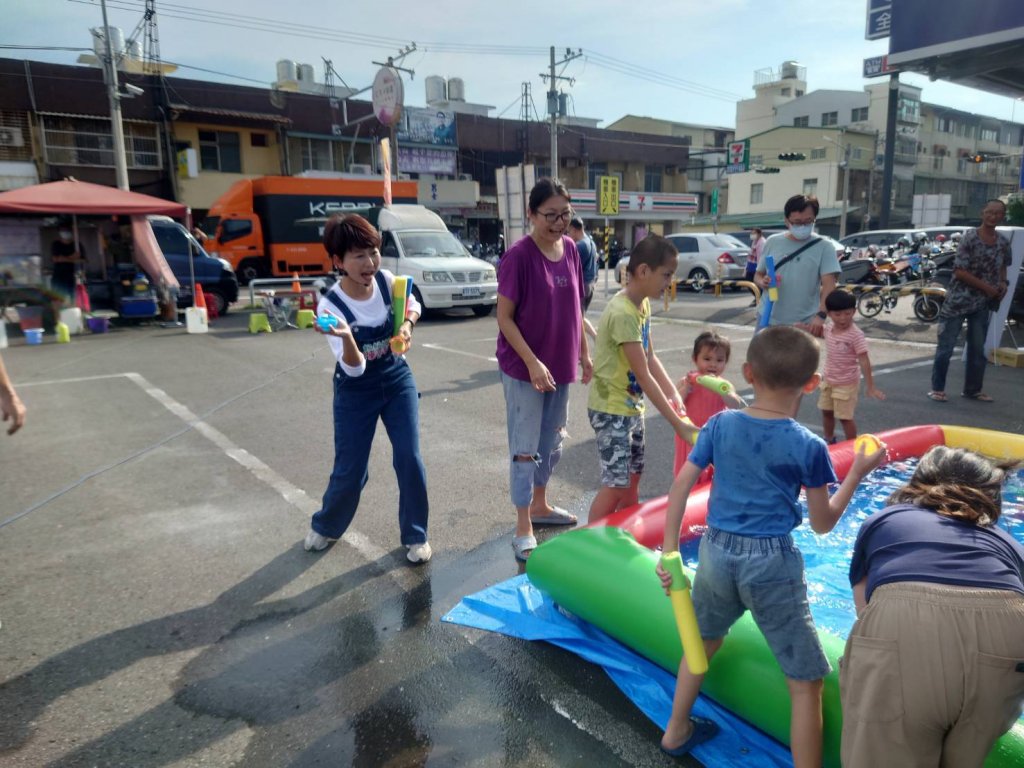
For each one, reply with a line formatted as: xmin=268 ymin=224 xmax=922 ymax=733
xmin=656 ymin=326 xmax=885 ymax=765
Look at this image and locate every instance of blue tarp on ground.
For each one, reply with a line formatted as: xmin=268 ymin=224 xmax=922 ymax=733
xmin=442 ymin=574 xmax=792 ymax=768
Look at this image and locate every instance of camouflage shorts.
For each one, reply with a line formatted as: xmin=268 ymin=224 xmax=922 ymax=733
xmin=588 ymin=409 xmax=645 ymax=488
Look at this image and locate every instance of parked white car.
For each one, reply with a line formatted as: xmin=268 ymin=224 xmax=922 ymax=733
xmin=375 ymin=205 xmax=497 ymax=317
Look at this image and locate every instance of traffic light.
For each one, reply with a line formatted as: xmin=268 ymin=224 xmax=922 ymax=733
xmin=777 ymin=152 xmax=806 ymax=161
xmin=969 ymin=153 xmax=990 ymax=163
xmin=756 ymin=167 xmax=781 ymax=174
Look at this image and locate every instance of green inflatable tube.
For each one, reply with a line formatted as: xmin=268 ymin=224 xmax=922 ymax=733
xmin=526 ymin=526 xmax=1024 ymax=768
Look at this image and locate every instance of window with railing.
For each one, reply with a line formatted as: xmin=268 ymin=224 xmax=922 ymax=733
xmin=41 ymin=114 xmax=161 ymax=169
xmin=0 ymin=110 xmax=32 ymax=162
xmin=979 ymin=127 xmax=999 ymax=143
xmin=811 ymin=147 xmax=826 ymax=160
xmin=821 ymin=111 xmax=838 ymax=127
xmin=793 ymin=116 xmax=809 ymax=128
xmin=851 ymin=107 xmax=869 ymax=122
xmin=802 ymin=178 xmax=817 ymax=196
xmin=750 ymin=183 xmax=763 ymax=204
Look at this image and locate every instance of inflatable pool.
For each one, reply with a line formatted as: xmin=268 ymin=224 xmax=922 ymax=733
xmin=526 ymin=424 xmax=1024 ymax=768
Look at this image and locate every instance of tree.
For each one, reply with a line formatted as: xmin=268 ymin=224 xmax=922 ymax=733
xmin=1007 ymin=194 xmax=1024 ymax=226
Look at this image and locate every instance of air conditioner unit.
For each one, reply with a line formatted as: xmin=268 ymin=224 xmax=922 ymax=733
xmin=0 ymin=126 xmax=25 ymax=147
xmin=396 ymin=173 xmax=411 ymax=180
xmin=458 ymin=173 xmax=472 ymax=181
xmin=349 ymin=163 xmax=372 ymax=174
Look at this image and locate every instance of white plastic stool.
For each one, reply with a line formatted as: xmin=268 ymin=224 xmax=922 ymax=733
xmin=60 ymin=307 xmax=84 ymax=335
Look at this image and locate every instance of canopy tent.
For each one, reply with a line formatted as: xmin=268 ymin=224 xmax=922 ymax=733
xmin=0 ymin=179 xmax=186 ymax=217
xmin=0 ymin=178 xmax=182 ymax=289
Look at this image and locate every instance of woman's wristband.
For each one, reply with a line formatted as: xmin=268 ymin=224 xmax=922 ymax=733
xmin=401 ymin=318 xmax=414 ymax=331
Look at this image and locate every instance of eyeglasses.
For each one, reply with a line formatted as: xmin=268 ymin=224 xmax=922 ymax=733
xmin=788 ymin=217 xmax=816 ymax=226
xmin=538 ymin=210 xmax=574 ymax=224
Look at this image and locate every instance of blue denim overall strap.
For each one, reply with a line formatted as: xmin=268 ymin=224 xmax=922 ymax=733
xmin=324 ymin=272 xmax=397 ymax=376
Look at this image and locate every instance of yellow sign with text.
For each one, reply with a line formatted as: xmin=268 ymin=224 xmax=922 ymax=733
xmin=598 ymin=175 xmax=619 ymax=215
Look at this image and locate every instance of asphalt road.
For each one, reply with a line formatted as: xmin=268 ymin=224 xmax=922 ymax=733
xmin=1 ymin=271 xmax=1021 ymax=767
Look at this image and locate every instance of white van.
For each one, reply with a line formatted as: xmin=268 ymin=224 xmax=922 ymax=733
xmin=372 ymin=205 xmax=497 ymax=317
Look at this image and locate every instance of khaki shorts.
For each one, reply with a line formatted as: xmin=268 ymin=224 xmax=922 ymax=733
xmin=840 ymin=582 xmax=1024 ymax=768
xmin=817 ymin=380 xmax=859 ymax=419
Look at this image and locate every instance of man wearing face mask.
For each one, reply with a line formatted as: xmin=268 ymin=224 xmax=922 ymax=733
xmin=755 ymin=195 xmax=841 ymax=338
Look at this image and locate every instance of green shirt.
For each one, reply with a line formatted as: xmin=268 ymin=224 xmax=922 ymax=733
xmin=587 ymin=292 xmax=651 ymax=416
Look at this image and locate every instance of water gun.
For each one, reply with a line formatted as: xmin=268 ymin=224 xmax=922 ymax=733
xmin=680 ymin=415 xmax=699 ymax=446
xmin=390 ymin=275 xmax=414 ymax=354
xmin=316 ymin=314 xmax=339 ymax=332
xmin=694 ymin=374 xmax=732 ymax=395
xmin=660 ymin=552 xmax=708 ymax=675
xmin=756 ymin=254 xmax=778 ymax=331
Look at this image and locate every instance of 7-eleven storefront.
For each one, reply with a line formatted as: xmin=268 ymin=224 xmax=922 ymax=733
xmin=569 ymin=189 xmax=700 ymax=249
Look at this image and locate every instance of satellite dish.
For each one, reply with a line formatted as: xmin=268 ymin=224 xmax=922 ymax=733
xmin=269 ymin=86 xmax=286 ymax=109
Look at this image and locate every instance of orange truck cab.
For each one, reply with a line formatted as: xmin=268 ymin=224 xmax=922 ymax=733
xmin=202 ymin=174 xmax=417 ymax=284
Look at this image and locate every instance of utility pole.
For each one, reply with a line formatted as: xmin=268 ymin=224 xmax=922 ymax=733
xmin=839 ymin=141 xmax=852 ymax=240
xmin=520 ymin=81 xmax=532 ymax=165
xmin=99 ymin=0 xmax=130 ymax=190
xmin=864 ymin=130 xmax=879 ymax=231
xmin=879 ymin=73 xmax=899 ymax=228
xmin=541 ymin=46 xmax=581 ymax=178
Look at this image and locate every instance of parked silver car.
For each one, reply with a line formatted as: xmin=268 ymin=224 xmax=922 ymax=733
xmin=665 ymin=233 xmax=750 ymax=291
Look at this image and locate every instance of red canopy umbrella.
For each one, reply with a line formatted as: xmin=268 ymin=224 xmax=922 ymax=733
xmin=0 ymin=178 xmax=185 ymax=289
xmin=0 ymin=178 xmax=186 ymax=217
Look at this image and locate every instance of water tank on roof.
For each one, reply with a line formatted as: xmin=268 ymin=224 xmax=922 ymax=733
xmin=92 ymin=26 xmax=125 ymax=58
xmin=126 ymin=40 xmax=142 ymax=61
xmin=447 ymin=77 xmax=465 ymax=102
xmin=780 ymin=60 xmax=801 ymax=79
xmin=276 ymin=59 xmax=297 ymax=83
xmin=298 ymin=63 xmax=315 ymax=83
xmin=425 ymin=75 xmax=447 ymax=104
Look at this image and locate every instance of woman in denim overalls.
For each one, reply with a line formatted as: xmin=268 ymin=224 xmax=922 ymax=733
xmin=303 ymin=214 xmax=431 ymax=564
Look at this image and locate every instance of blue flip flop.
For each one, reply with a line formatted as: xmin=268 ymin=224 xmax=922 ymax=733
xmin=660 ymin=716 xmax=719 ymax=757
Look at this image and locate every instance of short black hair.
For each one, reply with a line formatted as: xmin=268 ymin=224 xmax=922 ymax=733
xmin=528 ymin=177 xmax=571 ymax=213
xmin=784 ymin=194 xmax=820 ymax=220
xmin=825 ymin=289 xmax=856 ymax=312
xmin=626 ymin=234 xmax=678 ymax=275
xmin=747 ymin=326 xmax=819 ymax=390
xmin=692 ymin=330 xmax=731 ymax=361
xmin=569 ymin=216 xmax=584 ymax=230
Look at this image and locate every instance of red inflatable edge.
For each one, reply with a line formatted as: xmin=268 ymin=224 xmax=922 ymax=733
xmin=591 ymin=424 xmax=946 ymax=550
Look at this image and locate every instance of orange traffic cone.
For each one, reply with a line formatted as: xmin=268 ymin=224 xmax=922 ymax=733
xmin=194 ymin=283 xmax=206 ymax=310
xmin=291 ymin=272 xmax=301 ymax=293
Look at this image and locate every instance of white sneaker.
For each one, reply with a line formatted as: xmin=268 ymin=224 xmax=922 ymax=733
xmin=406 ymin=542 xmax=432 ymax=563
xmin=303 ymin=529 xmax=332 ymax=552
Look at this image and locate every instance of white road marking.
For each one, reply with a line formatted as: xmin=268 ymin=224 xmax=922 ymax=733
xmin=420 ymin=342 xmax=497 ymax=362
xmin=9 ymin=372 xmax=394 ymax=570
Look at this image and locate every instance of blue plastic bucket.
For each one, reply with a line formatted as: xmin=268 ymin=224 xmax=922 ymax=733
xmin=24 ymin=328 xmax=43 ymax=345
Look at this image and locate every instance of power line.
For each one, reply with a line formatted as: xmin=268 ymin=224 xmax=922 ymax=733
xmin=68 ymin=0 xmax=549 ymax=56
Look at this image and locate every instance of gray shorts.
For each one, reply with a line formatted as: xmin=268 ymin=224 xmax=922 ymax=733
xmin=692 ymin=527 xmax=831 ymax=681
xmin=588 ymin=409 xmax=645 ymax=488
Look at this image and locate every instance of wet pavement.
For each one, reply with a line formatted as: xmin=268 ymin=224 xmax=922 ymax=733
xmin=1 ymin=271 xmax=1021 ymax=767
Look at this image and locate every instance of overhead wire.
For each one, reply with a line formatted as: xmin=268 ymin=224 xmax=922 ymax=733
xmin=53 ymin=1 xmax=746 ymax=107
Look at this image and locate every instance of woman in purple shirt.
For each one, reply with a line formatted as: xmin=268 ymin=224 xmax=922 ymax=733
xmin=840 ymin=445 xmax=1024 ymax=768
xmin=497 ymin=178 xmax=593 ymax=561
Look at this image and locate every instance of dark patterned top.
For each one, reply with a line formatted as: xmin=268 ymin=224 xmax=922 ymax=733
xmin=940 ymin=228 xmax=1011 ymax=317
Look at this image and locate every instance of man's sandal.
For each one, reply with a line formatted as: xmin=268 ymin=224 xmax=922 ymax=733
xmin=926 ymin=391 xmax=947 ymax=402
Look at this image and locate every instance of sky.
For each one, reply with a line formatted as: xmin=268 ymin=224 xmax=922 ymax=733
xmin=5 ymin=0 xmax=1023 ymax=132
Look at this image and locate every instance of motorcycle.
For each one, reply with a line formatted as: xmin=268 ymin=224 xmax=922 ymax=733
xmin=858 ymin=256 xmax=942 ymax=320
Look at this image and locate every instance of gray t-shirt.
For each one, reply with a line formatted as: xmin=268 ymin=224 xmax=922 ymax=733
xmin=758 ymin=234 xmax=841 ymax=326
